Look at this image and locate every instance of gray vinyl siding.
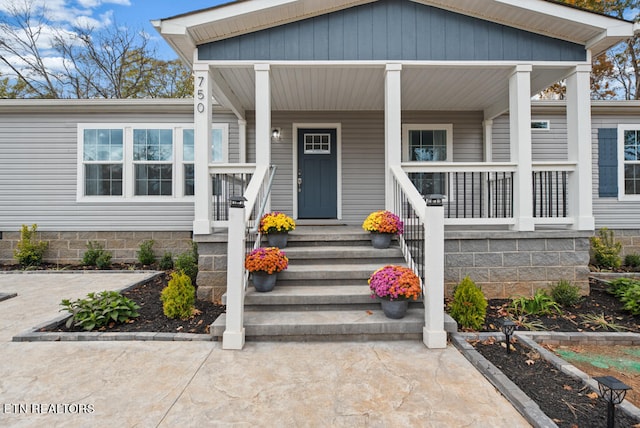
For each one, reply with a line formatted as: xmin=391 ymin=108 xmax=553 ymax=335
xmin=0 ymin=107 xmax=238 ymax=232
xmin=491 ymin=114 xmax=569 ymax=162
xmin=591 ymin=114 xmax=640 ymax=229
xmin=246 ymin=110 xmax=483 ymax=224
xmin=199 ymin=0 xmax=586 ymax=62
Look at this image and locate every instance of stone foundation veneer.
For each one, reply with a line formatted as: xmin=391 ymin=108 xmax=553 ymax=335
xmin=610 ymin=229 xmax=640 ymax=258
xmin=0 ymin=230 xmax=194 ymax=266
xmin=444 ymin=230 xmax=592 ymax=299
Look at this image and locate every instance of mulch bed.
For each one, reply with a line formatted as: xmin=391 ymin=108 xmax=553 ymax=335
xmin=40 ymin=271 xmax=225 ymax=335
xmin=463 ymin=277 xmax=640 ymax=427
xmin=474 ymin=338 xmax=640 ymax=428
xmin=481 ymin=278 xmax=640 ymax=333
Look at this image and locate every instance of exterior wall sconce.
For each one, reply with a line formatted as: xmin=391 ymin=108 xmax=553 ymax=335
xmin=594 ymin=375 xmax=631 ymax=428
xmin=501 ymin=318 xmax=516 ymax=354
xmin=271 ymin=128 xmax=281 ymax=142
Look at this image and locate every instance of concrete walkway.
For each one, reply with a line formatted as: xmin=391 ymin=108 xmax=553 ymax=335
xmin=0 ymin=273 xmax=530 ymax=427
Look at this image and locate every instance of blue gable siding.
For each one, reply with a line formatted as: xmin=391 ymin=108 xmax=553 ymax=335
xmin=198 ymin=0 xmax=586 ymax=62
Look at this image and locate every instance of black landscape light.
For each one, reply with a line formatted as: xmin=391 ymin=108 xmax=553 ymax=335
xmin=594 ymin=375 xmax=631 ymax=428
xmin=501 ymin=319 xmax=516 ymax=354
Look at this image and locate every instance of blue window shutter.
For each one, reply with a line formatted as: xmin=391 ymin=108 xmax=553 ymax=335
xmin=598 ymin=128 xmax=618 ymax=197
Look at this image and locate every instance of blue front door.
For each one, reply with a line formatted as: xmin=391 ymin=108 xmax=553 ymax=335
xmin=297 ymin=128 xmax=337 ymax=219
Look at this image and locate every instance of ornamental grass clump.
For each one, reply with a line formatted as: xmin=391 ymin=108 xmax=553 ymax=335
xmin=368 ymin=265 xmax=421 ymax=301
xmin=245 ymin=247 xmax=289 ymax=274
xmin=362 ymin=210 xmax=404 ymax=234
xmin=259 ymin=212 xmax=296 ymax=234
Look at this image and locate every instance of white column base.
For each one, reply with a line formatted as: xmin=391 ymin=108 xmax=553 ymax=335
xmin=222 ymin=329 xmax=245 ymax=350
xmin=423 ymin=328 xmax=447 ymax=349
xmin=512 ymin=216 xmax=534 ymax=232
xmin=573 ymin=215 xmax=595 ymax=231
xmin=193 ymin=219 xmax=212 ymax=235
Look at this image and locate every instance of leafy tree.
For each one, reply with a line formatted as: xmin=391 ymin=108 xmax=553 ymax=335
xmin=0 ymin=0 xmax=192 ymax=99
xmin=548 ymin=0 xmax=640 ymax=99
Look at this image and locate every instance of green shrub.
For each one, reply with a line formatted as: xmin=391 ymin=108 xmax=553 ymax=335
xmin=550 ymin=280 xmax=581 ymax=307
xmin=161 ymin=271 xmax=195 ymax=319
xmin=137 ymin=240 xmax=156 ymax=265
xmin=620 ymin=284 xmax=640 ymax=315
xmin=13 ymin=224 xmax=48 ymax=267
xmin=624 ymin=253 xmax=640 ymax=269
xmin=159 ymin=252 xmax=174 ymax=270
xmin=82 ymin=241 xmax=112 ymax=269
xmin=510 ymin=289 xmax=561 ymax=316
xmin=449 ymin=276 xmax=487 ymax=331
xmin=95 ymin=251 xmax=112 ymax=269
xmin=175 ymin=241 xmax=198 ymax=285
xmin=60 ymin=291 xmax=139 ymax=331
xmin=608 ymin=277 xmax=640 ymax=298
xmin=590 ymin=228 xmax=622 ymax=269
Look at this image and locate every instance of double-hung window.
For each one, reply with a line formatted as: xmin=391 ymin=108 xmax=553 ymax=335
xmin=78 ymin=123 xmax=228 ymax=200
xmin=402 ymin=124 xmax=453 ymax=196
xmin=82 ymin=129 xmax=123 ymax=196
xmin=181 ymin=125 xmax=228 ymax=197
xmin=619 ymin=126 xmax=640 ymax=198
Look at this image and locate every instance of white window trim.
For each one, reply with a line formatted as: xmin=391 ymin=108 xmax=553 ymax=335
xmin=618 ymin=124 xmax=640 ymax=201
xmin=531 ymin=120 xmax=550 ymax=131
xmin=77 ymin=123 xmax=229 ymax=202
xmin=402 ymin=124 xmax=453 ymax=162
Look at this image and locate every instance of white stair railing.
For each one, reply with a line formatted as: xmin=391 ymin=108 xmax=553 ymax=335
xmin=391 ymin=165 xmax=447 ymax=349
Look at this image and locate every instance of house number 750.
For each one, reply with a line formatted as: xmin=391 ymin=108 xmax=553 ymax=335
xmin=196 ymin=76 xmax=205 ymax=113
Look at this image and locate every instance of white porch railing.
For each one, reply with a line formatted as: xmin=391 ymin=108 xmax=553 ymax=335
xmin=222 ymin=164 xmax=277 ymax=350
xmin=401 ymin=161 xmax=577 ymax=227
xmin=209 ymin=164 xmax=256 ymax=225
xmin=390 ymin=165 xmax=447 ymax=349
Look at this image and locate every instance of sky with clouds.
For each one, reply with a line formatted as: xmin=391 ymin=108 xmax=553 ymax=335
xmin=0 ymin=0 xmax=231 ymax=60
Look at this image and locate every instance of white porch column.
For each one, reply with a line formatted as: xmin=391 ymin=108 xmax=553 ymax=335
xmin=423 ymin=200 xmax=447 ymax=349
xmin=255 ymin=64 xmax=271 ymax=167
xmin=238 ymin=119 xmax=247 ymax=163
xmin=385 ymin=64 xmax=402 ymax=210
xmin=483 ymin=119 xmax=493 ymax=162
xmin=193 ymin=63 xmax=213 ymax=235
xmin=566 ymin=65 xmax=595 ymax=231
xmin=223 ymin=199 xmax=246 ymax=350
xmin=509 ymin=65 xmax=534 ymax=231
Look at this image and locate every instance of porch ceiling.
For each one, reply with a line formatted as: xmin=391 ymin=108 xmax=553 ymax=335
xmin=213 ymin=64 xmax=574 ymax=114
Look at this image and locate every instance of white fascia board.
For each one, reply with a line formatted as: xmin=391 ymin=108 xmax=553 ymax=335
xmin=494 ymin=0 xmax=631 ymax=29
xmin=165 ymin=0 xmax=299 ymax=29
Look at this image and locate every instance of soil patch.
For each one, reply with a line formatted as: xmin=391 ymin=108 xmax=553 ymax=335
xmin=474 ymin=337 xmax=640 ymax=427
xmin=548 ymin=344 xmax=640 ymax=409
xmin=41 ymin=272 xmax=225 ymax=335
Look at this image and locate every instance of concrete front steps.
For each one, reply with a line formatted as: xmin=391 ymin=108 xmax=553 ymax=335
xmin=211 ymin=226 xmax=425 ymax=342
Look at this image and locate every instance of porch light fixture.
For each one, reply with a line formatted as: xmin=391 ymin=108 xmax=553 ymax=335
xmin=426 ymin=194 xmax=445 ymax=207
xmin=501 ymin=318 xmax=516 ymax=354
xmin=229 ymin=195 xmax=247 ymax=209
xmin=271 ymin=128 xmax=281 ymax=142
xmin=594 ymin=375 xmax=631 ymax=428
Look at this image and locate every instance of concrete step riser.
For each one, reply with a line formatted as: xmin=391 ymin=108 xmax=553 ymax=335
xmin=287 ymin=257 xmax=405 ymax=266
xmin=245 ymin=302 xmax=424 ymax=312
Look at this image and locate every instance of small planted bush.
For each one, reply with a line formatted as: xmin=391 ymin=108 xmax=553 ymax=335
xmin=14 ymin=224 xmax=48 ymax=267
xmin=607 ymin=277 xmax=640 ymax=298
xmin=449 ymin=276 xmax=487 ymax=331
xmin=175 ymin=241 xmax=198 ymax=285
xmin=550 ymin=280 xmax=581 ymax=307
xmin=159 ymin=252 xmax=174 ymax=270
xmin=624 ymin=253 xmax=640 ymax=270
xmin=137 ymin=240 xmax=156 ymax=265
xmin=620 ymin=283 xmax=640 ymax=315
xmin=510 ymin=289 xmax=561 ymax=316
xmin=590 ymin=228 xmax=622 ymax=269
xmin=161 ymin=271 xmax=195 ymax=319
xmin=60 ymin=291 xmax=139 ymax=331
xmin=82 ymin=241 xmax=112 ymax=268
